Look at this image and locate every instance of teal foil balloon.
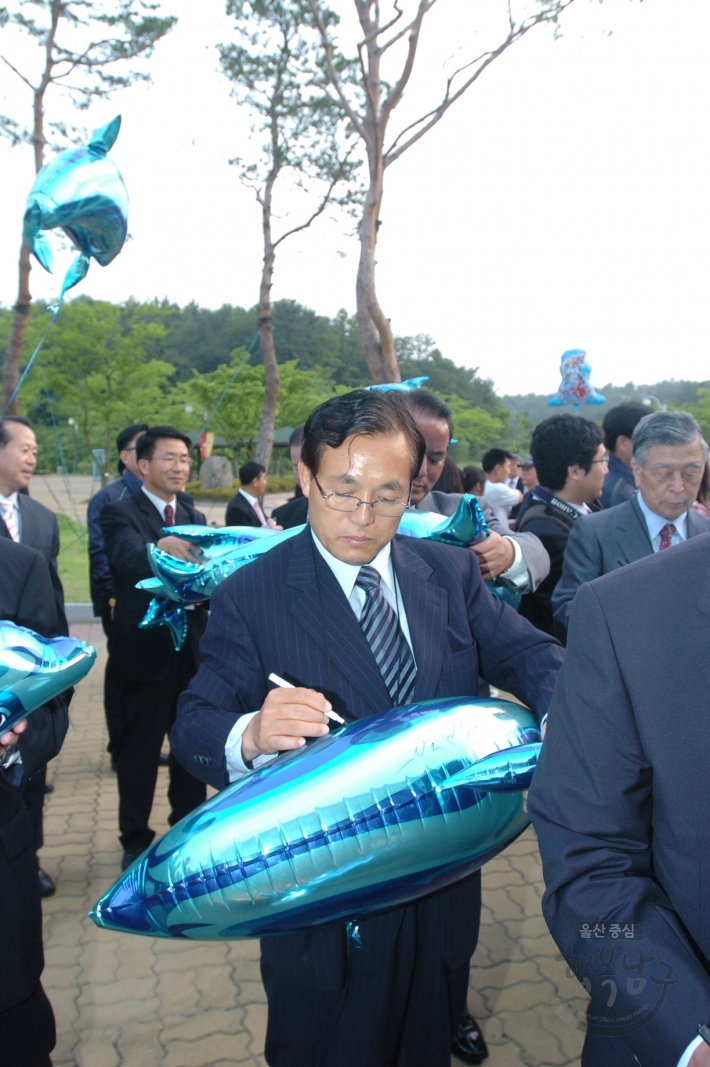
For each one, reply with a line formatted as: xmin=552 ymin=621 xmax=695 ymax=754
xmin=137 ymin=500 xmax=491 ymax=649
xmin=91 ymin=697 xmax=540 ymax=940
xmin=23 ymin=115 xmax=128 ymax=304
xmin=366 ymin=376 xmax=429 ymax=392
xmin=0 ymin=621 xmax=96 ymax=733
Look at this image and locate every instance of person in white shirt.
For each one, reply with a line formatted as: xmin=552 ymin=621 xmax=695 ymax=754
xmin=481 ymin=448 xmax=522 ymax=527
xmin=552 ymin=409 xmax=710 ymax=636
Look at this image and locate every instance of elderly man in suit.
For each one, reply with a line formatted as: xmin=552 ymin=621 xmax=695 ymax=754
xmin=101 ymin=426 xmax=208 ymax=870
xmin=0 ymin=538 xmax=70 ymax=1067
xmin=529 ymin=533 xmax=710 ymax=1067
xmin=552 ymin=410 xmax=710 ymax=636
xmin=172 ymin=390 xmax=564 ymax=1067
xmin=0 ymin=415 xmax=68 ymax=898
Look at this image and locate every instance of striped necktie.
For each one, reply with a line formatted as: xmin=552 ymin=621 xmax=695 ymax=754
xmin=0 ymin=499 xmax=19 ymax=542
xmin=659 ymin=523 xmax=675 ymax=551
xmin=355 ymin=565 xmax=416 ymax=706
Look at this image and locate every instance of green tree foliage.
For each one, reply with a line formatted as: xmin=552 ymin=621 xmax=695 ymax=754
xmin=9 ymin=301 xmax=174 ymax=468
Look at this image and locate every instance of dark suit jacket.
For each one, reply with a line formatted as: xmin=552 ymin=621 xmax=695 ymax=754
xmin=100 ymin=490 xmax=208 ymax=681
xmin=87 ymin=469 xmax=142 ymax=614
xmin=0 ymin=539 xmax=69 ymax=1011
xmin=529 ymin=535 xmax=710 ymax=1067
xmin=172 ymin=529 xmax=564 ymax=989
xmin=225 ymin=490 xmax=264 ymax=528
xmin=551 ymin=493 xmax=710 ymax=635
xmin=271 ymin=494 xmax=308 ymax=530
xmin=0 ymin=493 xmax=67 ymax=635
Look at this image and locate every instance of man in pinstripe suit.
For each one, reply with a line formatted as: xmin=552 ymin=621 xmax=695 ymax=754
xmin=172 ymin=390 xmax=564 ymax=1067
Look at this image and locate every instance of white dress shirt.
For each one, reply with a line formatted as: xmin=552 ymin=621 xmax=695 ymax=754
xmin=0 ymin=491 xmax=21 ymax=540
xmin=239 ymin=487 xmax=268 ymax=526
xmin=141 ymin=486 xmax=177 ymax=522
xmin=224 ymin=530 xmax=414 ymax=781
xmin=483 ymin=480 xmax=521 ymax=527
xmin=636 ymin=492 xmax=688 ymax=551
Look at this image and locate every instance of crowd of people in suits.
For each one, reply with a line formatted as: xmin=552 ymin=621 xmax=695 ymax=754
xmin=4 ymin=384 xmax=710 ymax=1067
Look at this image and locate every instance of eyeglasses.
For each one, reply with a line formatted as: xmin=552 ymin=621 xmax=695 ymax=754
xmin=312 ymin=474 xmax=410 ymax=517
xmin=590 ymin=455 xmax=610 ymax=466
xmin=155 ymin=454 xmax=192 ymax=468
xmin=647 ymin=464 xmax=704 ymax=485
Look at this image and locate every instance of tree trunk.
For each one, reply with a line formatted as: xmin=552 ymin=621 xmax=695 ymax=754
xmin=356 ymin=168 xmax=401 ymax=384
xmin=254 ymin=173 xmax=280 ymax=472
xmin=3 ymin=241 xmax=33 ymax=414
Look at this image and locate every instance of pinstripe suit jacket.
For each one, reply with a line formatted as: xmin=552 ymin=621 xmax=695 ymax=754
xmin=172 ymin=528 xmax=563 ymax=989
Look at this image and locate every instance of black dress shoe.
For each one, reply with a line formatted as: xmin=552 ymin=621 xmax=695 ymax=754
xmin=121 ymin=848 xmax=143 ymax=871
xmin=38 ymin=868 xmax=56 ymax=898
xmin=43 ymin=780 xmax=54 ymax=794
xmin=451 ymin=1013 xmax=489 ymax=1065
xmin=158 ymin=751 xmax=169 ymax=767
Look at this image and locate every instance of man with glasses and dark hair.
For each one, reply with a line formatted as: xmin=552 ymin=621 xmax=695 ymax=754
xmin=100 ymin=426 xmax=207 ymax=870
xmin=516 ymin=414 xmax=607 ymax=637
xmin=552 ymin=409 xmax=710 ymax=636
xmin=172 ymin=390 xmax=564 ymax=1067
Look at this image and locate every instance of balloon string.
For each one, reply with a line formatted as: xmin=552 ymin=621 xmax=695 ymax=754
xmin=201 ymin=332 xmax=259 ymax=434
xmin=2 ymin=306 xmax=59 ymax=416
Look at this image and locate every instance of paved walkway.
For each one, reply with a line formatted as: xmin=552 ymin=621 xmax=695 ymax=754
xmin=41 ymin=626 xmax=584 ymax=1067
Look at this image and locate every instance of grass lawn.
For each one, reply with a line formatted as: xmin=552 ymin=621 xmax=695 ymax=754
xmin=57 ymin=514 xmax=91 ymax=602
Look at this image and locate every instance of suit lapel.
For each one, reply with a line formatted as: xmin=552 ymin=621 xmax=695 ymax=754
xmin=616 ymin=496 xmax=653 ymax=563
xmin=392 ymin=539 xmax=448 ymax=701
xmin=135 ymin=490 xmax=166 ymax=541
xmin=285 ymin=531 xmax=392 ymax=711
xmin=687 ymin=508 xmax=710 ymax=538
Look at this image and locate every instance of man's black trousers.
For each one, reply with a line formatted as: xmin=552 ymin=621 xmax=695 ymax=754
xmin=115 ymin=649 xmax=206 ymax=852
xmin=261 ymin=870 xmax=481 ymax=1067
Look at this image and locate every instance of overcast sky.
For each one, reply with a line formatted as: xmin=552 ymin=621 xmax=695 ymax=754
xmin=1 ymin=0 xmax=708 ymax=397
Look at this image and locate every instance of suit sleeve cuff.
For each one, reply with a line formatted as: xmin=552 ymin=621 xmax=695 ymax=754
xmin=499 ymin=537 xmax=532 ymax=593
xmin=678 ymin=1035 xmax=703 ymax=1067
xmin=224 ymin=712 xmax=278 ymax=782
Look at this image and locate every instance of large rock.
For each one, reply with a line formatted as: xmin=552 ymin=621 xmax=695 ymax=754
xmin=199 ymin=455 xmax=233 ymax=489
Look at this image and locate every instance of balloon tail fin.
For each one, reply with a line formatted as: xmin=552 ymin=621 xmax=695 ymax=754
xmin=437 ymin=742 xmax=542 ymax=794
xmin=53 ymin=253 xmax=89 ymax=308
xmin=89 ymin=115 xmax=121 ymax=155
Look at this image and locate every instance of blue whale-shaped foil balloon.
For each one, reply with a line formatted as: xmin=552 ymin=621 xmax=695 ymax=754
xmin=0 ymin=621 xmax=96 ymax=732
xmin=366 ymin=376 xmax=429 ymax=392
xmin=91 ymin=697 xmax=540 ymax=940
xmin=139 ymin=497 xmax=488 ymax=606
xmin=23 ymin=116 xmax=128 ymax=304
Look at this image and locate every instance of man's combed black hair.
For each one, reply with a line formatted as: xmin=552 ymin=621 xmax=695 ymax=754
xmin=401 ymin=388 xmax=453 ymax=437
xmin=0 ymin=416 xmax=32 ymax=447
xmin=239 ymin=460 xmax=265 ymax=486
xmin=136 ymin=426 xmax=192 ymax=463
xmin=481 ymin=448 xmax=512 ymax=474
xmin=301 ymin=390 xmax=425 ymax=480
xmin=602 ymin=403 xmax=648 ymax=453
xmin=530 ymin=414 xmax=604 ymax=492
xmin=116 ymin=423 xmax=150 ymax=454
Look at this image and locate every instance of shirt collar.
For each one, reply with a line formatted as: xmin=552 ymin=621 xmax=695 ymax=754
xmin=311 ymin=529 xmax=394 ymax=601
xmin=141 ymin=485 xmax=176 ymax=521
xmin=636 ymin=491 xmax=688 ymax=541
xmin=239 ymin=487 xmax=258 ymax=507
xmin=0 ymin=491 xmax=19 ymax=508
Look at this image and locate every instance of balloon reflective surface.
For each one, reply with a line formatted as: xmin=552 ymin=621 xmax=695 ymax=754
xmin=137 ymin=500 xmax=491 ymax=648
xmin=91 ymin=698 xmax=540 ymax=940
xmin=23 ymin=115 xmax=128 ymax=304
xmin=548 ymin=349 xmax=606 ymax=412
xmin=0 ymin=621 xmax=96 ymax=732
xmin=366 ymin=376 xmax=429 ymax=392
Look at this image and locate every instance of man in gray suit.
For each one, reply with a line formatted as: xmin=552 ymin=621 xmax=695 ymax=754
xmin=552 ymin=410 xmax=710 ymax=635
xmin=402 ymin=390 xmax=550 ymax=595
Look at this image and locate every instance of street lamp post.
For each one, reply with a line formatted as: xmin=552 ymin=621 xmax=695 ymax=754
xmin=641 ymin=395 xmax=667 ymax=412
xmin=67 ymin=418 xmax=78 ymax=475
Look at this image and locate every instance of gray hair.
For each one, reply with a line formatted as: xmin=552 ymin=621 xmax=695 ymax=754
xmin=632 ymin=410 xmax=709 ymax=467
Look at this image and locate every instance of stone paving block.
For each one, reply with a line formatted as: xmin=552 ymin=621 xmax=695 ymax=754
xmin=244 ymin=1001 xmax=268 ymax=1053
xmin=196 ymin=964 xmax=241 ymax=1010
xmin=72 ymin=1027 xmax=123 ymax=1067
xmin=162 ymin=1007 xmax=247 ymax=1043
xmin=115 ymin=1017 xmax=166 ymax=1065
xmin=78 ymin=974 xmax=156 ymax=1008
xmin=482 ymin=976 xmax=558 ymax=1014
xmin=163 ymin=1030 xmax=251 ymax=1066
xmin=499 ymin=1004 xmax=581 ymax=1066
xmin=156 ymin=968 xmax=202 ymax=1015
